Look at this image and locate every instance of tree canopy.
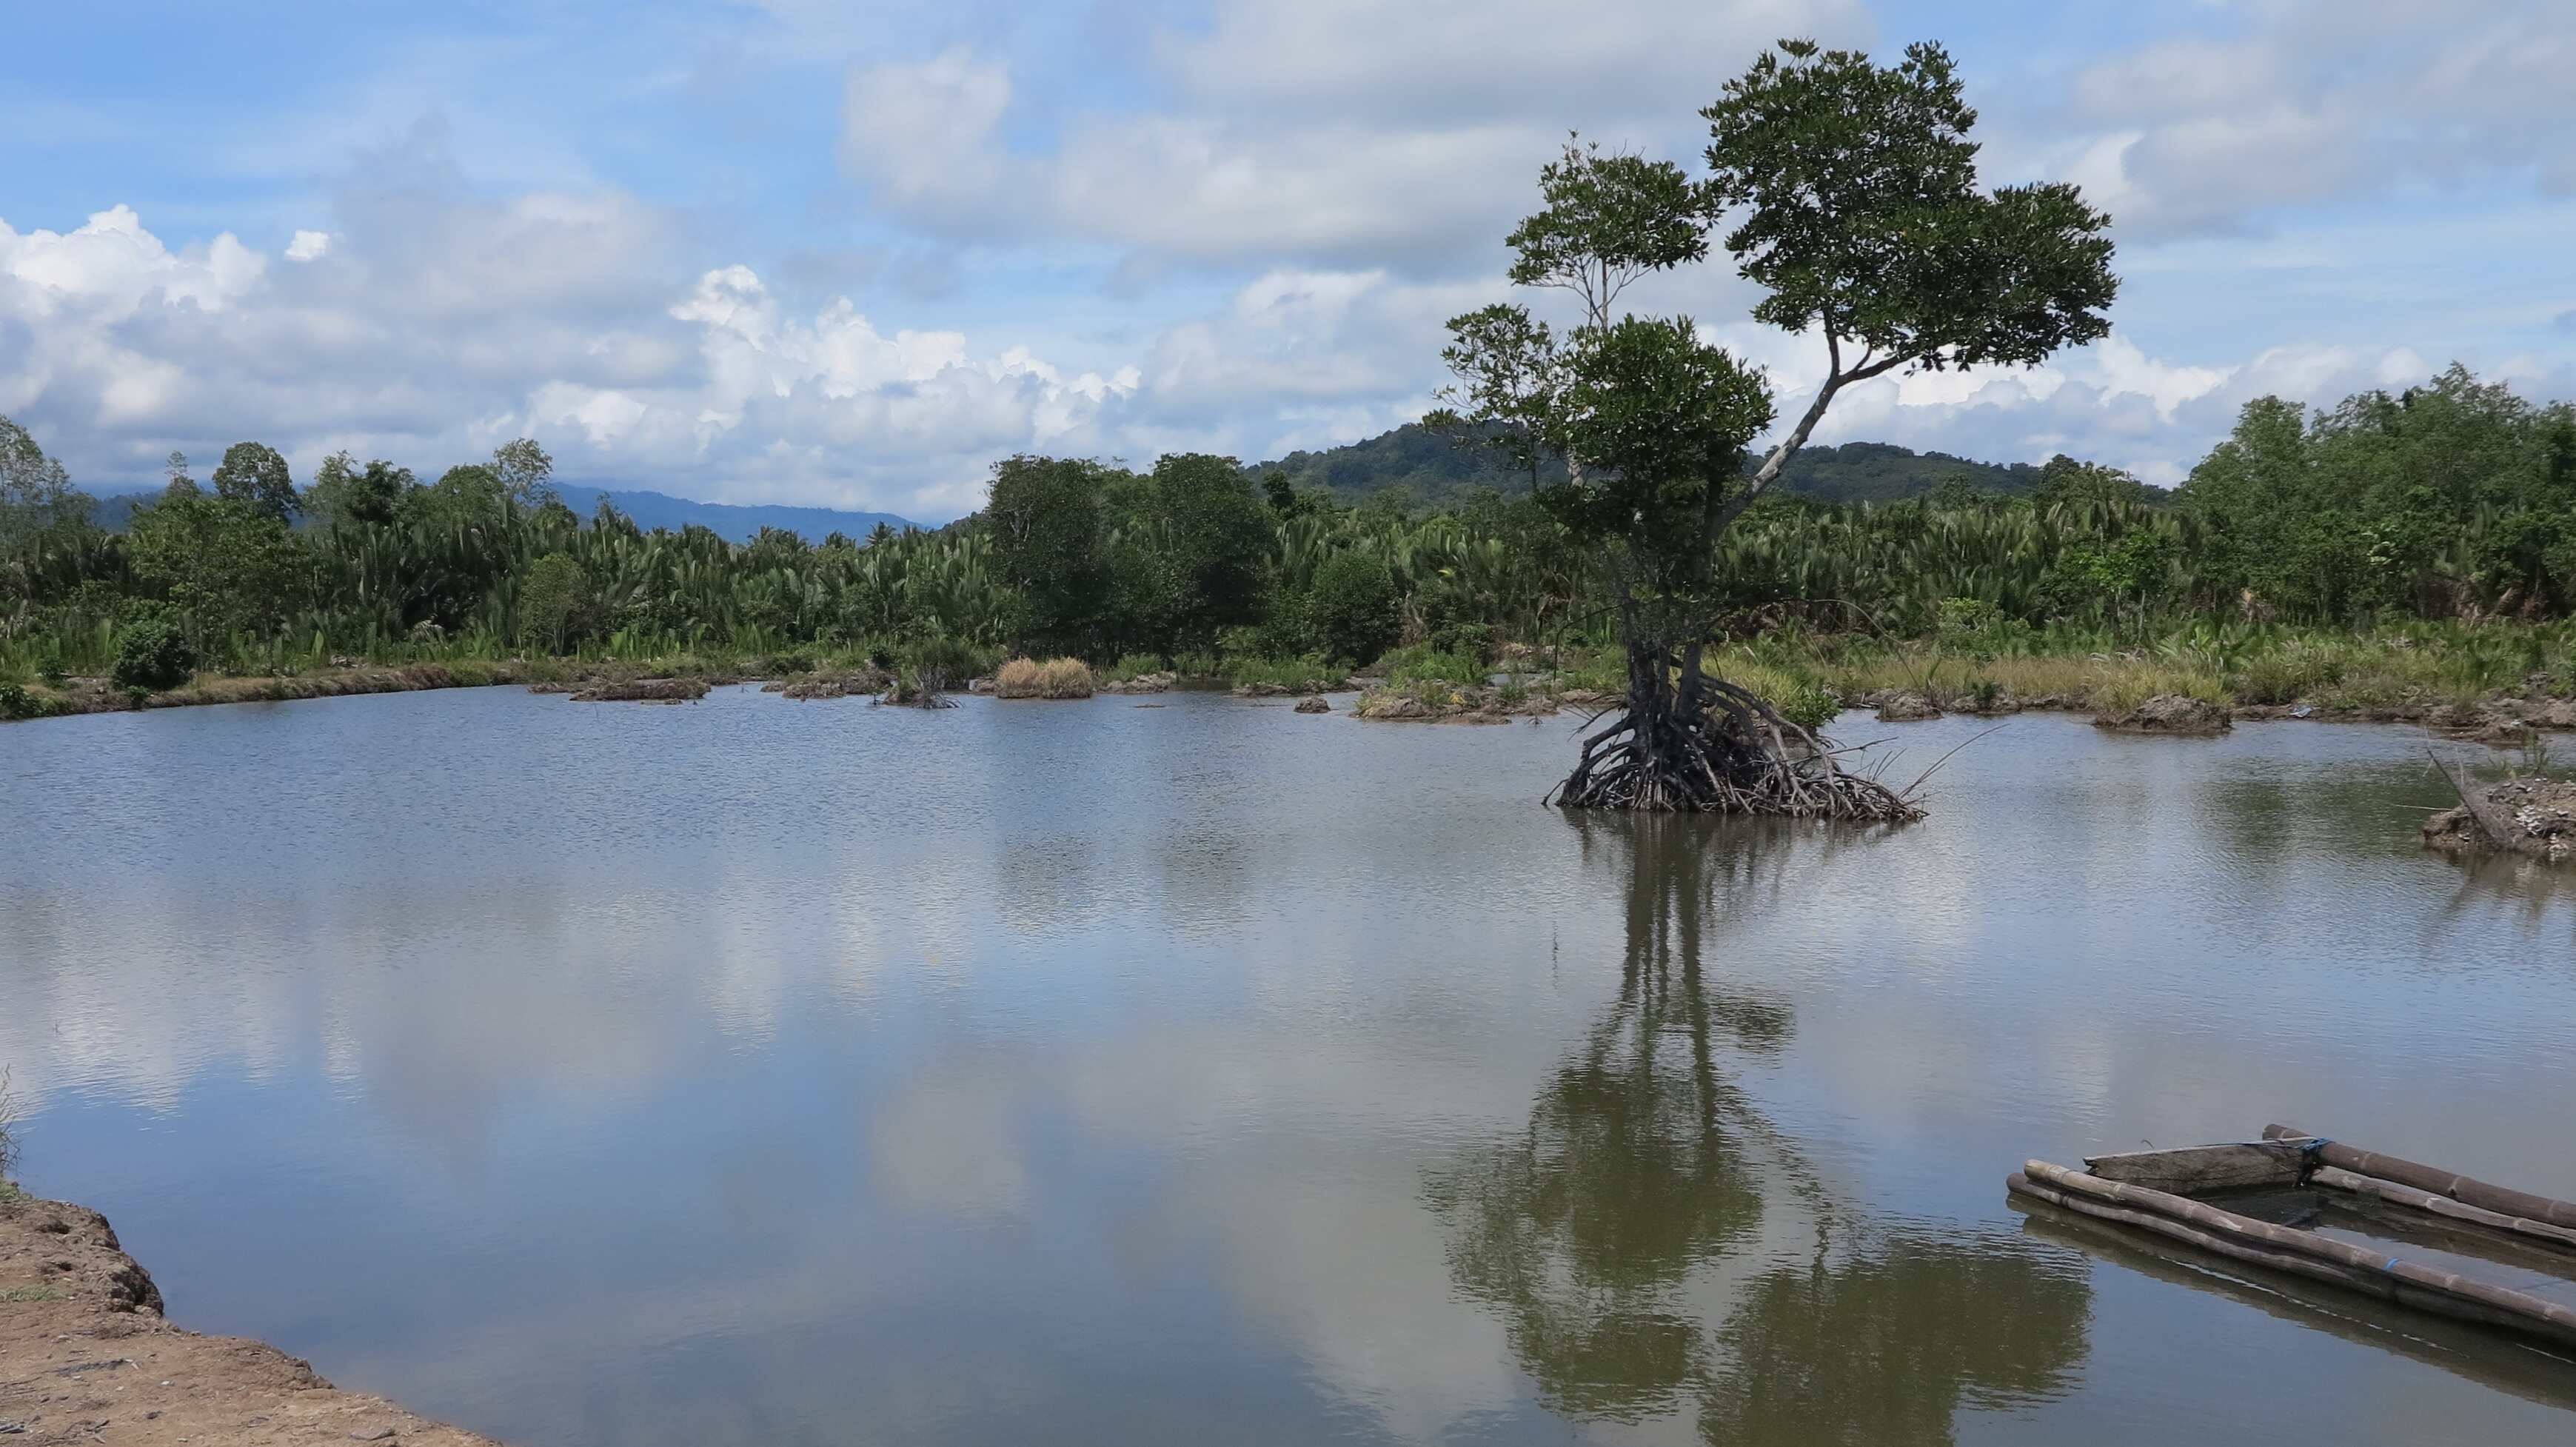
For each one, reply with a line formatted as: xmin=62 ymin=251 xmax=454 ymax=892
xmin=211 ymin=442 xmax=298 ymax=524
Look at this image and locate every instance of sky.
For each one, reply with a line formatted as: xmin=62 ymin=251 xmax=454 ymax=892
xmin=3 ymin=0 xmax=2572 ymax=523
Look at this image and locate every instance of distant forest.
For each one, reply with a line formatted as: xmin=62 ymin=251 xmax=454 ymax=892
xmin=1251 ymin=423 xmax=2051 ymax=508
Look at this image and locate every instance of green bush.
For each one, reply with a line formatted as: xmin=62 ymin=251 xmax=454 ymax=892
xmin=1226 ymin=653 xmax=1338 ymax=690
xmin=112 ymin=618 xmax=198 ymax=692
xmin=898 ymin=633 xmax=996 ymax=687
xmin=1308 ymin=552 xmax=1400 ymax=666
xmin=1378 ymin=644 xmax=1485 ymax=689
xmin=1428 ymin=620 xmax=1491 ymax=663
xmin=0 ymin=681 xmax=60 ymax=721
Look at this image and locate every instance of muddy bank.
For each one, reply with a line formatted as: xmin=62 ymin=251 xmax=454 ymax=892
xmin=2424 ymin=776 xmax=2576 ymax=861
xmin=17 ymin=664 xmax=566 ymax=720
xmin=1351 ymin=684 xmax=1581 ymax=724
xmin=0 ymin=1192 xmax=499 ymax=1446
xmin=568 ymin=677 xmax=708 ymax=704
xmin=2094 ymin=693 xmax=2232 ymax=736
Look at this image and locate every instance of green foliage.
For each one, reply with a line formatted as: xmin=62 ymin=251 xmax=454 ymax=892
xmin=1107 ymin=452 xmax=1274 ymax=654
xmin=304 ymin=452 xmax=411 ymax=529
xmin=1 ymin=415 xmax=96 ymax=557
xmin=492 ymin=438 xmax=558 ymax=507
xmin=1225 ymin=653 xmax=1339 ymax=690
xmin=1307 ymin=551 xmax=1402 ymax=664
xmin=124 ymin=490 xmax=311 ymax=644
xmin=210 ymin=442 xmax=298 ymax=524
xmin=1702 ymin=39 xmax=2117 ymax=375
xmin=112 ymin=615 xmax=198 ymax=691
xmin=1379 ymin=644 xmax=1486 ymax=689
xmin=986 ymin=455 xmax=1116 ymax=655
xmin=0 ymin=680 xmax=61 ymax=721
xmin=518 ymin=552 xmax=592 ymax=651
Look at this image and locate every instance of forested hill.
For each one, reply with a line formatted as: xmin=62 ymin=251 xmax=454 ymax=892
xmin=1249 ymin=424 xmax=2047 ymax=506
xmin=93 ymin=483 xmax=917 ymax=544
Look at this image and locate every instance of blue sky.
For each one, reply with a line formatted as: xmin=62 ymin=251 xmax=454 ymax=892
xmin=4 ymin=0 xmax=2572 ymax=520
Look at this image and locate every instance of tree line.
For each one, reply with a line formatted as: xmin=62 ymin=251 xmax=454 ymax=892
xmin=4 ymin=358 xmax=2571 ymax=700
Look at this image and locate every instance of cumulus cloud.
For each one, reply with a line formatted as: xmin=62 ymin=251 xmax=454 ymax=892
xmin=839 ymin=1 xmax=1870 ymax=269
xmin=2048 ymin=0 xmax=2576 ymax=237
xmin=0 ymin=134 xmax=1157 ymax=518
xmin=10 ymin=0 xmax=2575 ymax=516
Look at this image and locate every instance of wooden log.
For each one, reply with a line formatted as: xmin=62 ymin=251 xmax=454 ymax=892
xmin=2312 ymin=1165 xmax=2576 ymax=1255
xmin=2009 ymin=1174 xmax=2576 ymax=1349
xmin=2084 ymin=1138 xmax=2318 ymax=1194
xmin=2266 ymin=1124 xmax=2576 ymax=1232
xmin=2015 ymin=1159 xmax=2576 ymax=1350
xmin=2013 ymin=1197 xmax=2576 ymax=1408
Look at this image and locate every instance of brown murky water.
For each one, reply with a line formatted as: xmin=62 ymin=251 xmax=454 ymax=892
xmin=3 ymin=687 xmax=2572 ymax=1443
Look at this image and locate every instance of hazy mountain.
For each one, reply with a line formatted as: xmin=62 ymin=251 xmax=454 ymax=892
xmin=1251 ymin=423 xmax=2047 ymax=506
xmin=546 ymin=485 xmax=915 ymax=542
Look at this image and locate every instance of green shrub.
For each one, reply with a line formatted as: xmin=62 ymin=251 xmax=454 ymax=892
xmin=1429 ymin=621 xmax=1491 ymax=663
xmin=0 ymin=681 xmax=59 ymax=721
xmin=1935 ymin=596 xmax=2001 ymax=637
xmin=897 ymin=633 xmax=995 ymax=689
xmin=1378 ymin=644 xmax=1485 ymax=689
xmin=1222 ymin=603 xmax=1316 ymax=662
xmin=111 ymin=618 xmax=198 ymax=692
xmin=1308 ymin=552 xmax=1401 ymax=666
xmin=1227 ymin=653 xmax=1337 ymax=690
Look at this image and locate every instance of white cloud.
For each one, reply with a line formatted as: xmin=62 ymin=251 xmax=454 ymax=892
xmin=2052 ymin=0 xmax=2576 ymax=237
xmin=837 ymin=1 xmax=1869 ymax=269
xmin=284 ymin=229 xmax=333 ymax=262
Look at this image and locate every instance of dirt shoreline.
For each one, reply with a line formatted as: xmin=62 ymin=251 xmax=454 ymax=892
xmin=0 ymin=1192 xmax=500 ymax=1446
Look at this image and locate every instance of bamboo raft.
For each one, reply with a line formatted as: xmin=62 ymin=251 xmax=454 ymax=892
xmin=2005 ymin=1123 xmax=2576 ymax=1353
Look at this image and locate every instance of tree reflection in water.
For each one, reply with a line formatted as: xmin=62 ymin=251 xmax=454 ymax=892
xmin=1425 ymin=813 xmax=2091 ymax=1443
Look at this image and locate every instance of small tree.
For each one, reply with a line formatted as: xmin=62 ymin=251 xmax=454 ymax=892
xmin=304 ymin=452 xmax=411 ymax=529
xmin=211 ymin=442 xmax=299 ymax=524
xmin=984 ymin=455 xmax=1115 ymax=657
xmin=0 ymin=415 xmax=95 ymax=552
xmin=492 ymin=438 xmax=558 ymax=508
xmin=1436 ymin=39 xmax=2116 ymax=815
xmin=1309 ymin=551 xmax=1402 ymax=666
xmin=518 ymin=552 xmax=591 ymax=653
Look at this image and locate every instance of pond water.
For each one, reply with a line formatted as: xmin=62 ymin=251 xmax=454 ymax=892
xmin=4 ymin=686 xmax=2575 ymax=1445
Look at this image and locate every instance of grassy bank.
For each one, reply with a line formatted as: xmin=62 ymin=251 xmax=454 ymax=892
xmin=13 ymin=619 xmax=2576 ymax=733
xmin=1723 ymin=619 xmax=2576 ymax=724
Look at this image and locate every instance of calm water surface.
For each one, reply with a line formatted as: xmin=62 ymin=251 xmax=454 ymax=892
xmin=4 ymin=686 xmax=2575 ymax=1444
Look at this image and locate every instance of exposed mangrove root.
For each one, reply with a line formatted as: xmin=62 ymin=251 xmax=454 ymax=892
xmin=1548 ymin=672 xmax=1921 ymax=821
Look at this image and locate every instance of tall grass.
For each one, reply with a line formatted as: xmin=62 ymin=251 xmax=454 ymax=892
xmin=994 ymin=656 xmax=1097 ymax=698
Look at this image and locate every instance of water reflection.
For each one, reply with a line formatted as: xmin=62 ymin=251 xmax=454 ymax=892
xmin=2015 ymin=1200 xmax=2576 ymax=1414
xmin=1430 ymin=815 xmax=2091 ymax=1442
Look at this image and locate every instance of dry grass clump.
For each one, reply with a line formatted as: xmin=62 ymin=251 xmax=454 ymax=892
xmin=994 ymin=656 xmax=1096 ymax=699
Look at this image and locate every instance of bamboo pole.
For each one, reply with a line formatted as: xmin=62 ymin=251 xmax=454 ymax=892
xmin=2311 ymin=1165 xmax=2576 ymax=1254
xmin=2013 ymin=1160 xmax=2576 ymax=1350
xmin=2265 ymin=1124 xmax=2576 ymax=1232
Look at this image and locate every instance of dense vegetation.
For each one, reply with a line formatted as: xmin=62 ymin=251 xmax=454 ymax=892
xmin=7 ymin=358 xmax=2574 ymax=726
